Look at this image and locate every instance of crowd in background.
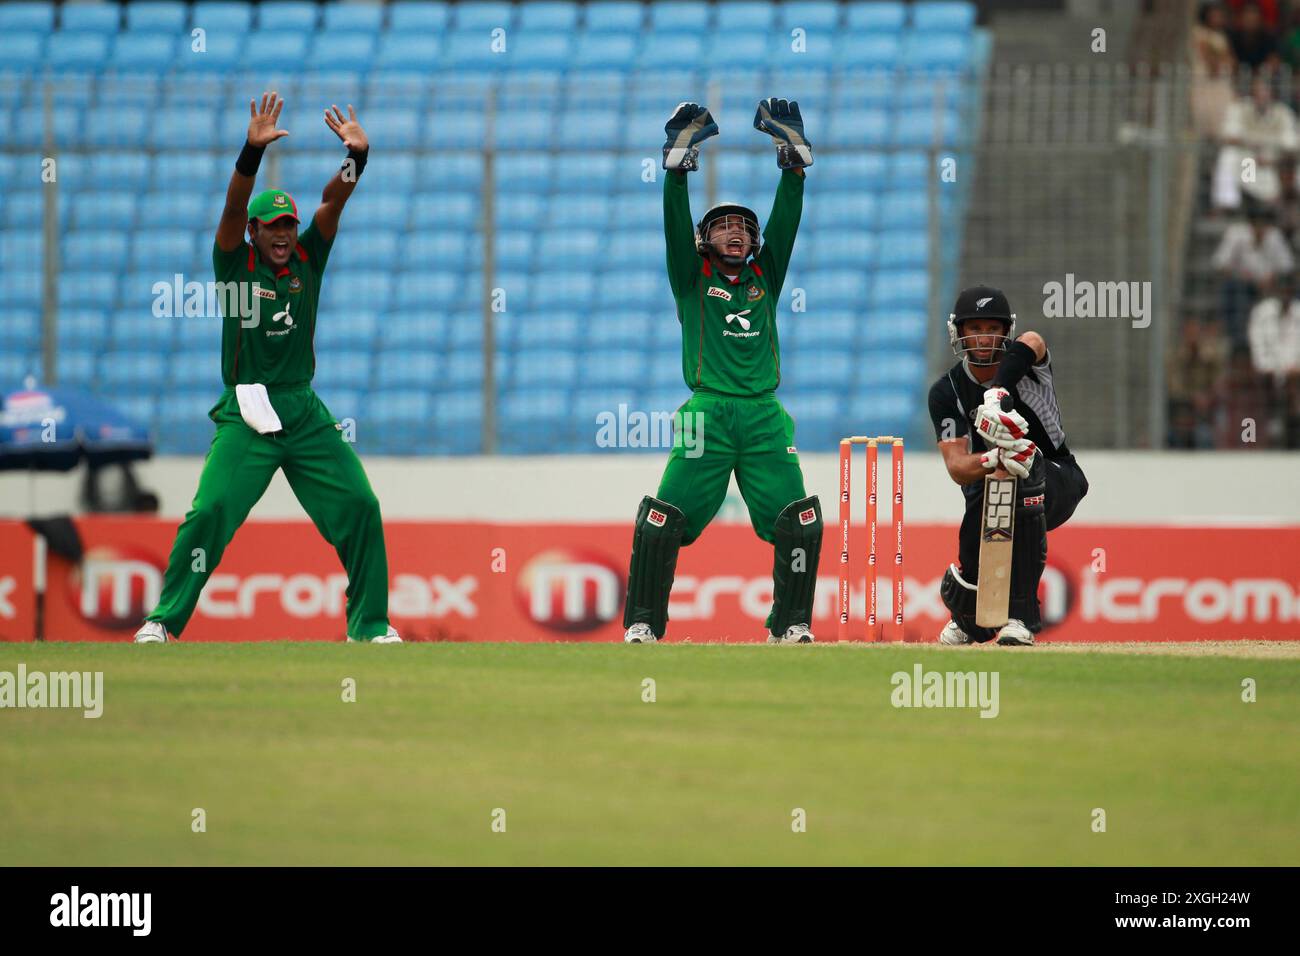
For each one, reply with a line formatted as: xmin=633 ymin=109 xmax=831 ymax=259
xmin=1185 ymin=0 xmax=1300 ymax=448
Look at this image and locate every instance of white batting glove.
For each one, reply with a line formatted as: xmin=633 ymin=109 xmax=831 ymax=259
xmin=980 ymin=448 xmax=1001 ymax=472
xmin=982 ymin=386 xmax=1010 ymax=407
xmin=998 ymin=438 xmax=1038 ymax=479
xmin=973 ymin=402 xmax=1030 ymax=446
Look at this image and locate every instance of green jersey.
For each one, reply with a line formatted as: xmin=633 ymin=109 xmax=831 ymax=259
xmin=211 ymin=219 xmax=333 ymax=389
xmin=663 ymin=168 xmax=803 ymax=397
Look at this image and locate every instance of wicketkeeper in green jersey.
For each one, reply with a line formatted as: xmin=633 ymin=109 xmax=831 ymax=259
xmin=134 ymin=92 xmax=399 ymax=644
xmin=622 ymin=99 xmax=822 ymax=645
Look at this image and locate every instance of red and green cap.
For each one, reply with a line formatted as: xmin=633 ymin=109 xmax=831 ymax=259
xmin=248 ymin=189 xmax=300 ymax=225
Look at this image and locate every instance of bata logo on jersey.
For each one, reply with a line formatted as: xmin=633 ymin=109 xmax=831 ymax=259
xmin=647 ymin=509 xmax=667 ymax=527
xmin=253 ymin=287 xmax=277 ymax=300
xmin=798 ymin=508 xmax=817 ymax=526
xmin=1080 ymin=573 xmax=1300 ymax=623
xmin=515 ymin=549 xmax=623 ymax=634
xmin=707 ymin=286 xmax=733 ymax=301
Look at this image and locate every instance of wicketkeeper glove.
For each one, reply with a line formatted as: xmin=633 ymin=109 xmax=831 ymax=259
xmin=754 ymin=98 xmax=813 ymax=168
xmin=663 ymin=102 xmax=719 ymax=171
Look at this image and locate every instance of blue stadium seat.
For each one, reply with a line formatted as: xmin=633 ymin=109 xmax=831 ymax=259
xmin=836 ymin=34 xmax=901 ymax=70
xmin=126 ymin=2 xmax=188 ymax=33
xmin=531 ymin=272 xmax=595 ymax=309
xmin=376 ymin=348 xmax=440 ymax=388
xmin=175 ymin=32 xmax=243 ymax=71
xmin=377 ymin=311 xmax=446 ymax=350
xmin=375 ymin=33 xmax=439 ymax=70
xmin=900 ymin=33 xmax=973 ymax=72
xmin=98 ymin=350 xmax=169 ymax=388
xmin=84 ymin=106 xmax=149 ymax=145
xmin=0 ymin=308 xmax=40 ymax=349
xmin=308 ymin=34 xmax=377 ymax=72
xmin=782 ymin=390 xmax=842 ymax=450
xmin=825 ymin=107 xmax=889 ymax=146
xmin=787 ymin=310 xmax=855 ymax=349
xmin=441 ymin=30 xmax=507 ymax=71
xmin=2 ymin=192 xmax=65 ymax=229
xmin=807 ymin=270 xmax=870 ymax=308
xmin=548 ymin=194 xmax=611 ymax=229
xmin=56 ymin=349 xmax=98 ymax=387
xmin=807 ymin=192 xmax=877 ymax=229
xmin=166 ymin=348 xmax=222 ymax=388
xmin=73 ymin=194 xmax=138 ymax=229
xmin=313 ymin=351 xmax=374 ymax=390
xmin=0 ymin=3 xmax=54 ymax=31
xmin=847 ymin=2 xmax=907 ymax=31
xmin=498 ymin=387 xmax=571 ymax=453
xmin=607 ymin=197 xmax=661 ymax=234
xmin=649 ymin=1 xmax=712 ymax=32
xmin=869 ymin=270 xmax=928 ymax=310
xmin=389 ymin=2 xmax=449 ymax=33
xmin=390 ymin=272 xmax=464 ymax=310
xmin=430 ymin=391 xmax=484 ymax=454
xmin=15 ymin=105 xmax=81 ymax=148
xmin=510 ymin=32 xmax=572 ymax=70
xmin=862 ymin=310 xmax=927 ymax=348
xmin=704 ymin=32 xmax=771 ymax=66
xmin=63 ymin=232 xmax=128 ymax=273
xmin=847 ymin=387 xmax=915 ymax=436
xmin=255 ymin=1 xmax=320 ymax=31
xmin=778 ymin=1 xmax=841 ymax=31
xmin=113 ymin=396 xmax=159 ymax=430
xmin=639 ymin=34 xmax=704 ymax=68
xmin=46 ymin=33 xmax=111 ymax=70
xmin=518 ymin=312 xmax=581 ymax=349
xmin=130 ymin=229 xmax=196 ymax=271
xmin=413 ymin=192 xmax=480 ymax=229
xmin=109 ymin=311 xmax=179 ymax=351
xmin=315 ymin=311 xmax=379 ymax=350
xmin=585 ymin=1 xmax=643 ymax=31
xmin=583 ymin=349 xmax=645 ymax=387
xmin=875 ymin=231 xmax=928 ymax=269
xmin=818 ymin=152 xmax=888 ymax=191
xmin=323 ymin=273 xmax=394 ymax=314
xmin=453 ymin=2 xmax=516 ymax=30
xmin=189 ymin=2 xmax=254 ymax=33
xmin=877 ymin=194 xmax=926 ymax=230
xmin=245 ymin=31 xmax=309 ymax=62
xmin=784 ymin=349 xmax=853 ymax=389
xmin=152 ymin=152 xmax=217 ymax=188
xmin=870 ymin=350 xmax=927 ymax=388
xmin=914 ymin=2 xmax=977 ymax=33
xmin=135 ymin=191 xmax=211 ymax=229
xmin=157 ymin=391 xmax=219 ymax=453
xmin=717 ymin=2 xmax=777 ymax=29
xmin=520 ymin=2 xmax=579 ymax=31
xmin=807 ymin=230 xmax=877 ymax=269
xmin=323 ymin=2 xmax=384 ymax=32
xmin=587 ymin=311 xmax=652 ymax=347
xmin=893 ymin=107 xmax=963 ymax=147
xmin=494 ymin=111 xmax=552 ymax=150
xmin=61 ymin=272 xmax=119 ymax=308
xmin=511 ymin=350 xmax=578 ymax=388
xmin=54 ymin=310 xmax=109 ymax=351
xmin=151 ymin=108 xmax=218 ymax=149
xmin=107 ymin=33 xmax=177 ymax=71
xmin=85 ymin=153 xmax=151 ymax=191
xmin=647 ymin=349 xmax=682 ymax=386
xmin=1 ymin=33 xmax=46 ymax=72
xmin=534 ymin=228 xmax=599 ymax=260
xmin=572 ymin=33 xmax=637 ymax=69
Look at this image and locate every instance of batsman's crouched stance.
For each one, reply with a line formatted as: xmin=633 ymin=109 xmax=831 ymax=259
xmin=133 ymin=93 xmax=399 ymax=645
xmin=622 ymin=99 xmax=822 ymax=645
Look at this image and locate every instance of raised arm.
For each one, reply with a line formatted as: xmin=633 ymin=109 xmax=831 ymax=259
xmin=661 ymin=102 xmax=718 ymax=298
xmin=752 ymin=98 xmax=811 ymax=297
xmin=217 ymin=91 xmax=289 ymax=252
xmin=312 ymin=104 xmax=370 ymax=242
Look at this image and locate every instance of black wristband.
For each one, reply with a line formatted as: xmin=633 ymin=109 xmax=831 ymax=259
xmin=993 ymin=340 xmax=1037 ymax=389
xmin=235 ymin=140 xmax=265 ymax=177
xmin=344 ymin=147 xmax=368 ymax=178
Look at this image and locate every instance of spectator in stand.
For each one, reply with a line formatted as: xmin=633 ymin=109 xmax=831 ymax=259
xmin=1211 ymin=202 xmax=1295 ymax=344
xmin=1227 ymin=1 xmax=1280 ymax=72
xmin=1193 ymin=3 xmax=1237 ymax=136
xmin=1247 ymin=270 xmax=1300 ymax=379
xmin=1278 ymin=4 xmax=1300 ymax=70
xmin=1168 ymin=316 xmax=1230 ymax=448
xmin=1212 ymin=74 xmax=1298 ymax=211
xmin=1215 ymin=345 xmax=1275 ymax=446
xmin=1272 ymin=156 xmax=1300 ymax=242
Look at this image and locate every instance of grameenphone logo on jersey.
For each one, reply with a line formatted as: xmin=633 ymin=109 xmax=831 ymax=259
xmin=69 ymin=546 xmax=165 ymax=630
xmin=515 ymin=549 xmax=624 ymax=634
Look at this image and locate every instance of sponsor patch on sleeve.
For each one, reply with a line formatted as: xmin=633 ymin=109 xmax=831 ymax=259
xmin=798 ymin=508 xmax=817 ymax=525
xmin=1022 ymin=494 xmax=1044 ymax=507
xmin=647 ymin=508 xmax=667 ymax=527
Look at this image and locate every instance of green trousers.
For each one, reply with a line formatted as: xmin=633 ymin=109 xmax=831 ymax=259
xmin=657 ymin=391 xmax=809 ymax=545
xmin=147 ymin=386 xmax=390 ymax=639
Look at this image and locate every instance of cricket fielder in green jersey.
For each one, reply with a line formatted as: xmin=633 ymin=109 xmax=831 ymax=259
xmin=623 ymin=99 xmax=823 ymax=645
xmin=134 ymin=92 xmax=398 ymax=644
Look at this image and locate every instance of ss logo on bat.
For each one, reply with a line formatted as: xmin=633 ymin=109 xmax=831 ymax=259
xmin=984 ymin=480 xmax=1014 ymax=538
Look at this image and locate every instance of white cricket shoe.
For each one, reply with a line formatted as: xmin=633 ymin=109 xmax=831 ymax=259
xmin=938 ymin=620 xmax=974 ymax=645
xmin=767 ymin=623 xmax=815 ymax=644
xmin=347 ymin=625 xmax=403 ymax=644
xmin=133 ymin=621 xmax=170 ymax=644
xmin=624 ymin=623 xmax=658 ymax=644
xmin=996 ymin=619 xmax=1035 ymax=646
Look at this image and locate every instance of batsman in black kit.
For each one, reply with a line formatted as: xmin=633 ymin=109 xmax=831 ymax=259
xmin=927 ymin=286 xmax=1089 ymax=646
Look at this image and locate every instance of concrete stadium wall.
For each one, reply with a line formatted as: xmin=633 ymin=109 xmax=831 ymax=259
xmin=3 ymin=451 xmax=1297 ymax=524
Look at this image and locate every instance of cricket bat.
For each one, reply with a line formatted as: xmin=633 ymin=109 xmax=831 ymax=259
xmin=975 ymin=473 xmax=1016 ymax=628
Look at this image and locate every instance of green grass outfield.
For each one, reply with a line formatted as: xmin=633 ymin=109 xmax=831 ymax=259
xmin=2 ymin=642 xmax=1297 ymax=866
